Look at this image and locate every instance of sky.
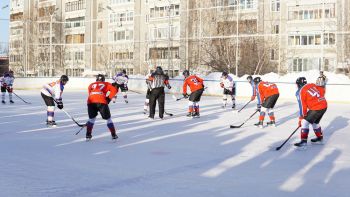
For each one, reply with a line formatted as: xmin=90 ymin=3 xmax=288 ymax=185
xmin=0 ymin=0 xmax=9 ymax=43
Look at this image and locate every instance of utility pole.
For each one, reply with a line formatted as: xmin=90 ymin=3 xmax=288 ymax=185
xmin=167 ymin=1 xmax=173 ymax=77
xmin=235 ymin=2 xmax=240 ymax=76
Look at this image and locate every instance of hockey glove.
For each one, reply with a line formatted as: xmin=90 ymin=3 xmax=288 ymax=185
xmin=57 ymin=101 xmax=64 ymax=109
xmin=250 ymin=95 xmax=256 ymax=101
xmin=167 ymin=84 xmax=171 ymax=89
xmin=220 ymin=83 xmax=224 ymax=88
xmin=298 ymin=116 xmax=303 ymax=127
xmin=106 ymin=97 xmax=111 ymax=104
xmin=124 ymin=84 xmax=128 ymax=91
xmin=256 ymin=104 xmax=261 ymax=112
xmin=6 ymin=86 xmax=13 ymax=93
xmin=183 ymin=93 xmax=189 ymax=99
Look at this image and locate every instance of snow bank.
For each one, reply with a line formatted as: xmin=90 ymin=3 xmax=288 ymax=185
xmin=13 ymin=70 xmax=350 ymax=102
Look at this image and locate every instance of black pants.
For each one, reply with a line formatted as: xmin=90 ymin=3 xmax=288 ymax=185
xmin=149 ymin=87 xmax=165 ymax=118
xmin=262 ymin=94 xmax=279 ymax=109
xmin=88 ymin=103 xmax=111 ymax=120
xmin=189 ymin=89 xmax=204 ymax=102
xmin=41 ymin=93 xmax=55 ymax=106
xmin=305 ymin=108 xmax=327 ymax=124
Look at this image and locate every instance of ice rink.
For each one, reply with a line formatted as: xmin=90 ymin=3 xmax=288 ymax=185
xmin=0 ymin=90 xmax=349 ymax=197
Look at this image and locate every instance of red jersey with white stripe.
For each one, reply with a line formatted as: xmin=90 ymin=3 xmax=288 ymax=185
xmin=256 ymin=81 xmax=279 ymax=104
xmin=87 ymin=81 xmax=117 ymax=104
xmin=296 ymin=83 xmax=327 ymax=117
xmin=183 ymin=75 xmax=204 ymax=93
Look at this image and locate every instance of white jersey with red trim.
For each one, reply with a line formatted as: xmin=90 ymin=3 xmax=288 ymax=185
xmin=41 ymin=80 xmax=64 ymax=100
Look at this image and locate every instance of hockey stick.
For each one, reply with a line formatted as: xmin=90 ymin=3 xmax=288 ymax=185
xmin=75 ymin=125 xmax=86 ymax=135
xmin=165 ymin=111 xmax=173 ymax=116
xmin=129 ymin=89 xmax=143 ymax=94
xmin=53 ymin=99 xmax=86 ymax=127
xmin=12 ymin=92 xmax=31 ymax=104
xmin=238 ymin=100 xmax=252 ymax=113
xmin=230 ymin=110 xmax=259 ymax=128
xmin=275 ymin=126 xmax=300 ymax=151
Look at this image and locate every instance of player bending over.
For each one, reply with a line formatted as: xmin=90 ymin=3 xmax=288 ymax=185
xmin=182 ymin=70 xmax=205 ymax=118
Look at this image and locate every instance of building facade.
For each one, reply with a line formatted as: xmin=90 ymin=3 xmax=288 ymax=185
xmin=9 ymin=0 xmax=350 ymax=77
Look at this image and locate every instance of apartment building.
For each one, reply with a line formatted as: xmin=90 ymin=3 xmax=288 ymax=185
xmin=9 ymin=0 xmax=350 ymax=76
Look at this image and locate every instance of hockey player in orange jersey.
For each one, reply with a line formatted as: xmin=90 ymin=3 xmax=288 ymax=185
xmin=182 ymin=70 xmax=204 ymax=118
xmin=294 ymin=77 xmax=327 ymax=148
xmin=253 ymin=77 xmax=280 ymax=128
xmin=86 ymin=74 xmax=118 ymax=141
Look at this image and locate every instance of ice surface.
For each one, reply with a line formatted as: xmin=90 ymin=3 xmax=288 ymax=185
xmin=1 ymin=90 xmax=350 ymax=197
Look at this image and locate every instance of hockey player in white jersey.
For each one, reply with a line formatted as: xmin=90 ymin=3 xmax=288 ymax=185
xmin=112 ymin=70 xmax=129 ymax=103
xmin=1 ymin=71 xmax=15 ymax=104
xmin=40 ymin=75 xmax=69 ymax=127
xmin=220 ymin=71 xmax=236 ymax=109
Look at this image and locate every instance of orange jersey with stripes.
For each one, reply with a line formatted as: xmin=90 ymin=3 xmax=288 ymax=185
xmin=296 ymin=83 xmax=327 ymax=117
xmin=256 ymin=81 xmax=279 ymax=104
xmin=87 ymin=81 xmax=117 ymax=104
xmin=183 ymin=75 xmax=204 ymax=93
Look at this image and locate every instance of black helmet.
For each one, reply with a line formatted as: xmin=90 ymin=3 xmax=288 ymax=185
xmin=247 ymin=75 xmax=253 ymax=81
xmin=122 ymin=69 xmax=126 ymax=74
xmin=155 ymin=66 xmax=163 ymax=74
xmin=296 ymin=77 xmax=307 ymax=88
xmin=183 ymin=70 xmax=190 ymax=77
xmin=222 ymin=71 xmax=228 ymax=77
xmin=60 ymin=75 xmax=69 ymax=84
xmin=253 ymin=77 xmax=261 ymax=84
xmin=96 ymin=74 xmax=105 ymax=82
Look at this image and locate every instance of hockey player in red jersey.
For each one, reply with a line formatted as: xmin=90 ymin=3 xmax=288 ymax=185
xmin=86 ymin=74 xmax=118 ymax=140
xmin=183 ymin=70 xmax=204 ymax=118
xmin=294 ymin=77 xmax=327 ymax=148
xmin=253 ymin=77 xmax=279 ymax=128
xmin=41 ymin=75 xmax=69 ymax=127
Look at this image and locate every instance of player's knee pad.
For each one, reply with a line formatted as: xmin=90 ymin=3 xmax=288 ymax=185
xmin=223 ymin=94 xmax=227 ymax=100
xmin=47 ymin=106 xmax=55 ymax=112
xmin=188 ymin=101 xmax=194 ymax=106
xmin=301 ymin=119 xmax=311 ymax=129
xmin=312 ymin=123 xmax=321 ymax=130
xmin=88 ymin=118 xmax=96 ymax=124
xmin=261 ymin=106 xmax=268 ymax=113
xmin=107 ymin=118 xmax=113 ymax=124
xmin=145 ymin=99 xmax=149 ymax=103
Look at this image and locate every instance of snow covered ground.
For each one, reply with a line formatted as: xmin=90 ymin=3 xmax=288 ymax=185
xmin=1 ymin=90 xmax=350 ymax=197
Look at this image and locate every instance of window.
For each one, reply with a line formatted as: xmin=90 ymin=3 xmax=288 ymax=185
xmin=272 ymin=24 xmax=279 ymax=34
xmin=271 ymin=0 xmax=280 ymax=12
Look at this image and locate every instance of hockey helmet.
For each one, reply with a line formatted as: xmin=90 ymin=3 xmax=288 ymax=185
xmin=183 ymin=70 xmax=190 ymax=77
xmin=296 ymin=77 xmax=307 ymax=88
xmin=60 ymin=75 xmax=69 ymax=84
xmin=155 ymin=66 xmax=163 ymax=75
xmin=253 ymin=77 xmax=261 ymax=84
xmin=222 ymin=71 xmax=228 ymax=77
xmin=247 ymin=75 xmax=253 ymax=82
xmin=96 ymin=74 xmax=105 ymax=82
xmin=122 ymin=69 xmax=126 ymax=74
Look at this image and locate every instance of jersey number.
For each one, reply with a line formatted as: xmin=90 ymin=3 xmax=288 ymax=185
xmin=307 ymin=87 xmax=320 ymax=98
xmin=91 ymin=84 xmax=105 ymax=91
xmin=191 ymin=78 xmax=199 ymax=85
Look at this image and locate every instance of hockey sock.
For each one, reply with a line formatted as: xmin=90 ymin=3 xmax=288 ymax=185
xmin=107 ymin=118 xmax=116 ymax=134
xmin=2 ymin=92 xmax=5 ymax=101
xmin=9 ymin=93 xmax=13 ymax=101
xmin=268 ymin=110 xmax=275 ymax=121
xmin=231 ymin=95 xmax=236 ymax=105
xmin=86 ymin=118 xmax=95 ymax=134
xmin=312 ymin=123 xmax=323 ymax=138
xmin=47 ymin=106 xmax=55 ymax=121
xmin=188 ymin=101 xmax=194 ymax=113
xmin=301 ymin=128 xmax=309 ymax=140
xmin=144 ymin=99 xmax=149 ymax=110
xmin=259 ymin=107 xmax=267 ymax=121
xmin=222 ymin=95 xmax=227 ymax=106
xmin=122 ymin=92 xmax=127 ymax=99
xmin=194 ymin=102 xmax=199 ymax=113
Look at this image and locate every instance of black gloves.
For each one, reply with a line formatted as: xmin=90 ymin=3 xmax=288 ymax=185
xmin=167 ymin=84 xmax=172 ymax=89
xmin=57 ymin=101 xmax=64 ymax=109
xmin=106 ymin=97 xmax=111 ymax=104
xmin=183 ymin=93 xmax=189 ymax=99
xmin=257 ymin=104 xmax=261 ymax=112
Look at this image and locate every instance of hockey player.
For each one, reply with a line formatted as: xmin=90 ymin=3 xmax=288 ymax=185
xmin=112 ymin=69 xmax=129 ymax=103
xmin=143 ymin=70 xmax=153 ymax=114
xmin=40 ymin=75 xmax=69 ymax=127
xmin=147 ymin=66 xmax=171 ymax=120
xmin=1 ymin=71 xmax=15 ymax=104
xmin=247 ymin=75 xmax=256 ymax=101
xmin=220 ymin=71 xmax=236 ymax=109
xmin=294 ymin=77 xmax=327 ymax=148
xmin=86 ymin=74 xmax=118 ymax=140
xmin=253 ymin=77 xmax=279 ymax=128
xmin=316 ymin=71 xmax=327 ymax=95
xmin=183 ymin=70 xmax=205 ymax=118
